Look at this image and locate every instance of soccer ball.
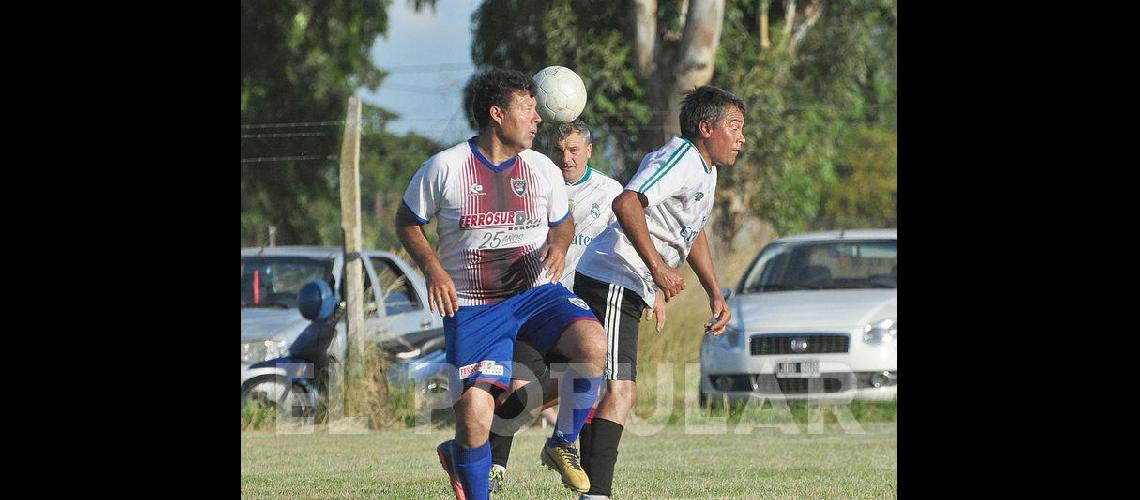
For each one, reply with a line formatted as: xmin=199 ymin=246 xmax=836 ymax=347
xmin=533 ymin=66 xmax=587 ymax=123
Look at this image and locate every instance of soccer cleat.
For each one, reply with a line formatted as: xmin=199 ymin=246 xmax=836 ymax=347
xmin=540 ymin=440 xmax=591 ymax=493
xmin=436 ymin=440 xmax=466 ymax=500
xmin=578 ymin=495 xmax=612 ymax=500
xmin=488 ymin=464 xmax=506 ymax=493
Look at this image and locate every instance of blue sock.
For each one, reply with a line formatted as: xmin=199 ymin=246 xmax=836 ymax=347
xmin=453 ymin=441 xmax=491 ymax=500
xmin=550 ymin=374 xmax=602 ymax=446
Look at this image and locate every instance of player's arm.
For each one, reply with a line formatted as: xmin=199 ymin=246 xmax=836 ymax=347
xmin=541 ymin=215 xmax=574 ymax=282
xmin=612 ymin=190 xmax=685 ymax=301
xmin=539 ymin=162 xmax=574 ymax=283
xmin=687 ymin=229 xmax=730 ymax=335
xmin=395 ymin=205 xmax=457 ymax=318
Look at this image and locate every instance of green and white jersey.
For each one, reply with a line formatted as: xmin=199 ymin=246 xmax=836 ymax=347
xmin=576 ymin=136 xmax=717 ymax=306
xmin=561 ymin=167 xmax=624 ymax=290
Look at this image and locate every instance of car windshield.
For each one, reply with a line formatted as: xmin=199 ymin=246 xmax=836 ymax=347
xmin=241 ymin=257 xmax=334 ymax=308
xmin=740 ymin=239 xmax=896 ymax=292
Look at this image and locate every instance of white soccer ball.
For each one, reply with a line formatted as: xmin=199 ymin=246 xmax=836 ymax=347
xmin=533 ymin=66 xmax=587 ymax=123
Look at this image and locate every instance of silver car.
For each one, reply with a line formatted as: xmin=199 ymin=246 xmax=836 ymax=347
xmin=241 ymin=246 xmax=448 ymax=412
xmin=700 ymin=229 xmax=897 ymax=404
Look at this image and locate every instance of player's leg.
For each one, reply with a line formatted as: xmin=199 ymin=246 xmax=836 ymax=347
xmin=573 ymin=272 xmax=645 ymax=499
xmin=487 ymin=340 xmax=554 ymax=493
xmin=515 ymin=284 xmax=606 ymax=493
xmin=436 ymin=304 xmax=516 ymax=500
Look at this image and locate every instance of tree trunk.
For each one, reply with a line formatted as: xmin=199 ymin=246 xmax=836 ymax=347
xmin=631 ymin=0 xmax=657 ymax=77
xmin=789 ymin=0 xmax=824 ymax=58
xmin=759 ymin=0 xmax=771 ymax=51
xmin=783 ymin=0 xmax=796 ymax=42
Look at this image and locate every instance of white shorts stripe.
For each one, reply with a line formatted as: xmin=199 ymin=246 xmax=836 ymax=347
xmin=605 ymin=283 xmax=619 ymax=380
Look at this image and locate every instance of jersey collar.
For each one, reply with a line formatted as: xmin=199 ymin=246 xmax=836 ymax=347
xmin=468 ymin=136 xmax=518 ymax=173
xmin=569 ymin=166 xmax=593 ymax=186
xmin=679 ymin=137 xmax=712 ymax=174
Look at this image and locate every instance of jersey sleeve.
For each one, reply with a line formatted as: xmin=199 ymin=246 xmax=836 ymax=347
xmin=401 ymin=156 xmax=442 ymax=223
xmin=627 ymin=146 xmax=692 ymax=207
xmin=605 ymin=179 xmax=623 ymax=225
xmin=545 ymin=159 xmax=571 ymax=226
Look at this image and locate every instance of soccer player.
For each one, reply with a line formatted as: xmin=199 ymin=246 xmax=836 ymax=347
xmin=396 ymin=69 xmax=608 ymax=500
xmin=486 ymin=120 xmax=660 ymax=493
xmin=571 ymin=86 xmax=747 ymax=500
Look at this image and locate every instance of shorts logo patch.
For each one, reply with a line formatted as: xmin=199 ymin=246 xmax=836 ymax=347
xmin=569 ymin=297 xmax=590 ymax=310
xmin=458 ymin=360 xmax=505 ymax=378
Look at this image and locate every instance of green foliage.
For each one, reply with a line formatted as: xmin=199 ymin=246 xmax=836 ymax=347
xmin=713 ymin=0 xmax=897 ymax=235
xmin=241 ymin=0 xmax=445 ymax=249
xmin=467 ymin=0 xmax=896 ymax=235
xmin=469 ymin=0 xmax=650 ymax=180
xmin=359 ymin=126 xmax=444 ymax=251
xmin=816 ymin=126 xmax=897 ymax=229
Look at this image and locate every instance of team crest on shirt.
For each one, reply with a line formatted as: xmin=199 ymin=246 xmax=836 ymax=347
xmin=568 ymin=297 xmax=590 ymax=310
xmin=511 ymin=178 xmax=527 ymax=196
xmin=591 ymin=203 xmax=600 ymax=219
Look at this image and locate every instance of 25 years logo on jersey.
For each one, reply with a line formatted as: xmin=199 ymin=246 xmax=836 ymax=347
xmin=511 ymin=178 xmax=526 ymax=196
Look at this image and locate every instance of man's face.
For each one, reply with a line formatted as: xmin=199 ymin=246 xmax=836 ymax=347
xmin=704 ymin=105 xmax=746 ymax=167
xmin=496 ymin=90 xmax=542 ymax=151
xmin=551 ymin=131 xmax=593 ymax=184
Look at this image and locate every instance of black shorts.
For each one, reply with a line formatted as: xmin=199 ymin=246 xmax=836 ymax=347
xmin=573 ymin=272 xmax=646 ymax=381
xmin=512 ymin=338 xmax=568 ymax=383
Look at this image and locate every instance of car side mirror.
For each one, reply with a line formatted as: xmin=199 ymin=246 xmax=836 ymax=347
xmin=298 ymin=280 xmax=337 ymax=321
xmin=721 ymin=287 xmax=733 ymax=300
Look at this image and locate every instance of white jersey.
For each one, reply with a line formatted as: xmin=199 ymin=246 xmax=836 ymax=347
xmin=402 ymin=138 xmax=570 ymax=306
xmin=560 ymin=167 xmax=624 ymax=290
xmin=576 ymin=136 xmax=717 ymax=306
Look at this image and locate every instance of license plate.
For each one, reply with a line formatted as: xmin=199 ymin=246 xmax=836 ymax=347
xmin=776 ymin=359 xmax=820 ymax=378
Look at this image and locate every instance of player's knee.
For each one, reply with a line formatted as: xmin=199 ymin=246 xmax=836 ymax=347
xmin=577 ymin=323 xmax=607 ymax=364
xmin=608 ymin=380 xmax=637 ymax=408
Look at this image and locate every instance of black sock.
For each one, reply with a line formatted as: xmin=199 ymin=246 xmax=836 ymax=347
xmin=489 ymin=432 xmax=514 ymax=468
xmin=490 ymin=386 xmax=539 ymax=468
xmin=585 ymin=417 xmax=623 ymax=496
xmin=578 ymin=422 xmax=594 ymax=476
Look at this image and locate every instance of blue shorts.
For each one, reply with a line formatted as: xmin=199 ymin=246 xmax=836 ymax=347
xmin=444 ymin=283 xmax=599 ymax=393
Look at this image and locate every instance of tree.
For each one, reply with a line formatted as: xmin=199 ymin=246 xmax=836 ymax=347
xmin=466 ymin=0 xmax=896 ymax=249
xmin=469 ymin=0 xmax=652 ymax=180
xmin=241 ymin=0 xmax=442 ymax=248
xmin=628 ymin=0 xmax=726 ymax=154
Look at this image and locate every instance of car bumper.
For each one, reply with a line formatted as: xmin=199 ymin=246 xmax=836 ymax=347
xmin=700 ymin=370 xmax=897 ymax=401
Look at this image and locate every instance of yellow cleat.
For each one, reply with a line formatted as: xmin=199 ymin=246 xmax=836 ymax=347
xmin=540 ymin=441 xmax=591 ymax=493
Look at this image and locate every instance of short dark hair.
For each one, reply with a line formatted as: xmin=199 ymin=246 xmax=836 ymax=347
xmin=679 ymin=85 xmax=746 ymax=140
xmin=468 ymin=68 xmax=537 ymax=130
xmin=541 ymin=119 xmax=592 ymax=150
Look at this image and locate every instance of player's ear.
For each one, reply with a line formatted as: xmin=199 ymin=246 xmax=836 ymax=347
xmin=489 ymin=105 xmax=505 ymax=126
xmin=699 ymin=119 xmax=713 ymax=139
xmin=585 ymin=142 xmax=593 ymax=158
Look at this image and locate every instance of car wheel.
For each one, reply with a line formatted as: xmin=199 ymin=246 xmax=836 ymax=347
xmin=241 ymin=376 xmax=316 ymax=426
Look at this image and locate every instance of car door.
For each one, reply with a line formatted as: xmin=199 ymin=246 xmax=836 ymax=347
xmin=366 ymin=255 xmax=441 ymax=338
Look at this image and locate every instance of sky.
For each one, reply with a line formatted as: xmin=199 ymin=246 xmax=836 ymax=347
xmin=359 ymin=0 xmax=482 ymax=145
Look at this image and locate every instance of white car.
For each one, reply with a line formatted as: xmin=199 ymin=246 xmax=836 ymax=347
xmin=700 ymin=229 xmax=897 ymax=403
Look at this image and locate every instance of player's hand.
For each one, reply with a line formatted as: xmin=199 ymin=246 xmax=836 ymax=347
xmin=705 ymin=292 xmax=731 ymax=335
xmin=652 ymin=265 xmax=685 ymax=302
xmin=540 ymin=244 xmax=567 ymax=284
xmin=644 ymin=292 xmax=667 ymax=333
xmin=425 ymin=266 xmax=458 ymax=318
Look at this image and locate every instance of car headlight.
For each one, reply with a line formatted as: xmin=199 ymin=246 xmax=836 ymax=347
xmin=706 ymin=325 xmax=741 ymax=348
xmin=862 ymin=318 xmax=897 ymax=345
xmin=241 ymin=339 xmax=290 ymax=363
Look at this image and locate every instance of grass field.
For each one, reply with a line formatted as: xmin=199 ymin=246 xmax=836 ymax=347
xmin=241 ymin=422 xmax=896 ymax=498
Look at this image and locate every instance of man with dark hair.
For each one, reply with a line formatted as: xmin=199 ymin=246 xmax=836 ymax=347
xmin=396 ymin=68 xmax=608 ymax=500
xmin=485 ymin=119 xmax=668 ymax=494
xmin=569 ymin=85 xmax=747 ymax=500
